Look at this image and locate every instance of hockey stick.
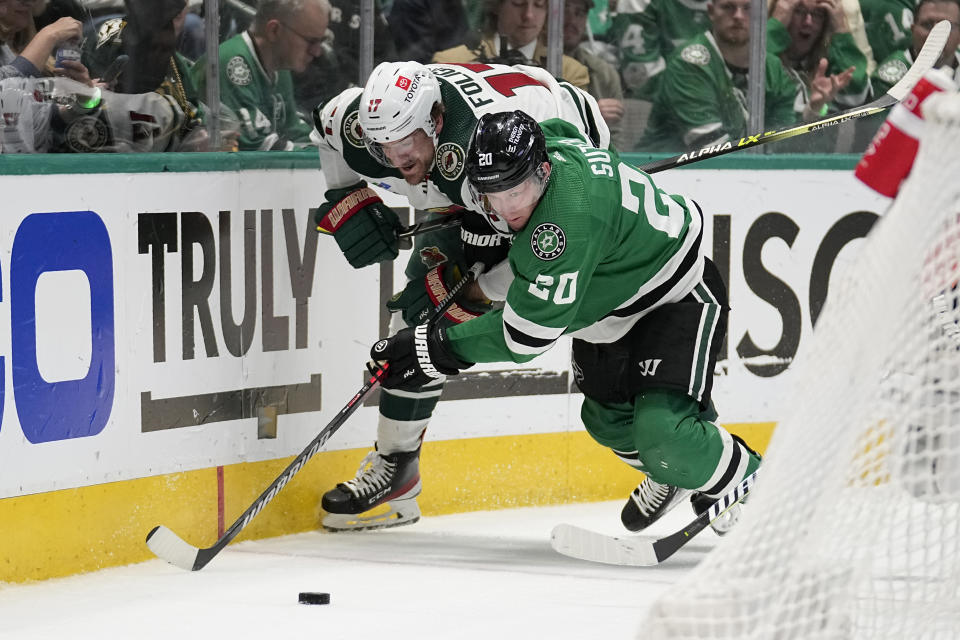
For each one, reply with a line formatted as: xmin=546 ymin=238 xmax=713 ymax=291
xmin=359 ymin=21 xmax=951 ymax=243
xmin=550 ymin=470 xmax=758 ymax=566
xmin=639 ymin=20 xmax=950 ymax=174
xmin=146 ymin=261 xmax=486 ymax=571
xmin=316 ymin=206 xmax=465 ymax=250
xmin=396 ymin=210 xmax=465 ymax=250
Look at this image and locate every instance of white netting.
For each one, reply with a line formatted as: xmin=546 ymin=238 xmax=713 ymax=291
xmin=643 ymin=91 xmax=960 ymax=640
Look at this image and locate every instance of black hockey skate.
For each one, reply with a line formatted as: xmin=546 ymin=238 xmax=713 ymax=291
xmin=321 ymin=447 xmax=422 ymax=531
xmin=621 ymin=476 xmax=691 ymax=532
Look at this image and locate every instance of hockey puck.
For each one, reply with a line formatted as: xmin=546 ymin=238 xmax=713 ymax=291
xmin=298 ymin=592 xmax=330 ymax=605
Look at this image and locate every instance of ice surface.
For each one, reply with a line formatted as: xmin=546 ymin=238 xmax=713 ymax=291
xmin=0 ymin=501 xmax=716 ymax=639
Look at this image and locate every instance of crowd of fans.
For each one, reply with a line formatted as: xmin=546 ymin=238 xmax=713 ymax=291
xmin=1 ymin=0 xmax=958 ymax=154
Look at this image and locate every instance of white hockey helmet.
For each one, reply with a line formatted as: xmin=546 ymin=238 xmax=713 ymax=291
xmin=359 ymin=61 xmax=442 ymax=167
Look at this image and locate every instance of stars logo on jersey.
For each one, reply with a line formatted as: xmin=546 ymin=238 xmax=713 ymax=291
xmin=96 ymin=17 xmax=125 ymax=49
xmin=343 ymin=110 xmax=365 ymax=148
xmin=436 ymin=142 xmax=465 ymax=180
xmin=680 ymin=44 xmax=711 ymax=66
xmin=877 ymin=59 xmax=908 ymax=84
xmin=226 ymin=56 xmax=253 ymax=86
xmin=531 ymin=223 xmax=566 ymax=261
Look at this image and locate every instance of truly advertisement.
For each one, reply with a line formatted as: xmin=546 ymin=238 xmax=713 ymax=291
xmin=0 ymin=170 xmax=380 ymax=498
xmin=0 ymin=166 xmax=891 ymax=499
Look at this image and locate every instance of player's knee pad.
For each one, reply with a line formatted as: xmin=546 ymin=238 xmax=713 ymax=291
xmin=631 ymin=389 xmax=721 ymax=487
xmin=580 ymin=396 xmax=637 ymax=452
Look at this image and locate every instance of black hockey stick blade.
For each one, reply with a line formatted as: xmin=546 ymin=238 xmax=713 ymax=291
xmin=638 ymin=19 xmax=951 ymax=175
xmin=316 ymin=204 xmax=464 ymax=250
xmin=146 ymin=262 xmax=485 ymax=571
xmin=550 ymin=470 xmax=758 ymax=566
xmin=397 ymin=210 xmax=465 ymax=250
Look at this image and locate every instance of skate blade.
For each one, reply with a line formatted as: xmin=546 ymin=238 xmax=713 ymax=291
xmin=321 ymin=500 xmax=421 ymax=532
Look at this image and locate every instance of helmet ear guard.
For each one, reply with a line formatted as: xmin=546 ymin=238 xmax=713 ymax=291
xmin=359 ymin=61 xmax=442 ymax=167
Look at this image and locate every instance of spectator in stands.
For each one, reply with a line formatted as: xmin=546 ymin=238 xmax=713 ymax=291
xmin=193 ymin=0 xmax=328 ymax=150
xmin=84 ymin=0 xmax=206 ymax=149
xmin=607 ymin=0 xmax=711 ymax=102
xmin=639 ymin=0 xmax=798 ymax=152
xmin=563 ymin=0 xmax=624 ymax=142
xmin=1 ymin=0 xmax=90 ymax=83
xmin=292 ymin=0 xmax=394 ymax=116
xmin=432 ymin=0 xmax=590 ymax=90
xmin=388 ymin=0 xmax=469 ymax=64
xmin=861 ymin=0 xmax=915 ymax=65
xmin=872 ymin=0 xmax=960 ymax=96
xmin=768 ymin=0 xmax=868 ymax=116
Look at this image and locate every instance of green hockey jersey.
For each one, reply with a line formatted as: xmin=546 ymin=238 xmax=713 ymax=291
xmin=446 ymin=119 xmax=705 ymax=364
xmin=191 ymin=32 xmax=313 ymax=150
xmin=608 ymin=0 xmax=712 ymax=101
xmin=860 ymin=0 xmax=915 ymax=66
xmin=766 ymin=18 xmax=869 ymax=109
xmin=640 ymin=31 xmax=798 ymax=152
xmin=872 ymin=48 xmax=960 ymax=97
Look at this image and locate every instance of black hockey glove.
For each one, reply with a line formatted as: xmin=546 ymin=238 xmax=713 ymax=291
xmin=370 ymin=323 xmax=473 ymax=390
xmin=315 ymin=182 xmax=401 ymax=268
xmin=460 ymin=212 xmax=511 ymax=273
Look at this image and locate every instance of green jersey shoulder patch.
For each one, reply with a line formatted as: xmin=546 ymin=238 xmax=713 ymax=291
xmin=877 ymin=58 xmax=908 ymax=84
xmin=680 ymin=43 xmax=711 ymax=66
xmin=226 ymin=56 xmax=253 ymax=86
xmin=530 ymin=223 xmax=566 ymax=261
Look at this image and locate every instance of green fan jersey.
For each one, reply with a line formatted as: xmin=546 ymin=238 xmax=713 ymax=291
xmin=608 ymin=0 xmax=712 ymax=101
xmin=872 ymin=48 xmax=914 ymax=97
xmin=191 ymin=32 xmax=313 ymax=151
xmin=860 ymin=0 xmax=915 ymax=66
xmin=766 ymin=19 xmax=870 ymax=109
xmin=315 ymin=62 xmax=609 ymax=218
xmin=872 ymin=48 xmax=960 ymax=97
xmin=446 ymin=119 xmax=705 ymax=364
xmin=640 ymin=31 xmax=797 ymax=153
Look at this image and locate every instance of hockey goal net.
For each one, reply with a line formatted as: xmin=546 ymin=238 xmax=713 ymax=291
xmin=643 ymin=91 xmax=960 ymax=639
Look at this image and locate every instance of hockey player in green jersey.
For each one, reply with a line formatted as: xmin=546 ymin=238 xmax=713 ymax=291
xmin=313 ymin=60 xmax=610 ymax=531
xmin=370 ymin=110 xmax=762 ymax=534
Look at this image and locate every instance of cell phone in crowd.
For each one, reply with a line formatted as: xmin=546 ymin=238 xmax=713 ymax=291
xmin=101 ymin=55 xmax=129 ymax=87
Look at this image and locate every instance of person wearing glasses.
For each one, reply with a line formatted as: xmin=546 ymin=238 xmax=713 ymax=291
xmin=871 ymin=0 xmax=960 ymax=96
xmin=767 ymin=0 xmax=867 ymax=153
xmin=192 ymin=0 xmax=330 ymax=150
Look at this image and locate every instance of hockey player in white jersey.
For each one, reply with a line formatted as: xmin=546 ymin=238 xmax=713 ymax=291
xmin=313 ymin=60 xmax=609 ymax=531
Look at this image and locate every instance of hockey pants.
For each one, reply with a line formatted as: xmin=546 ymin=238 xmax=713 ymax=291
xmin=581 ymin=388 xmax=761 ymax=497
